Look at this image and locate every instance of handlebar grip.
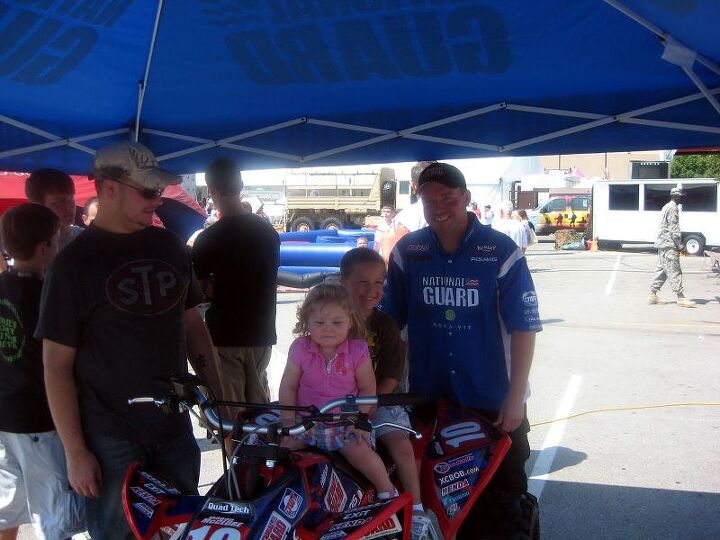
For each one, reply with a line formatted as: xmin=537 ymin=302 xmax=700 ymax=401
xmin=376 ymin=393 xmax=428 ymax=407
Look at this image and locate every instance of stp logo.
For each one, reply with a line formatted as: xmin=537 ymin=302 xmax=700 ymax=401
xmin=106 ymin=259 xmax=186 ymax=315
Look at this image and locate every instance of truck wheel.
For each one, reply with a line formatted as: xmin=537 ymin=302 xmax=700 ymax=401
xmin=320 ymin=216 xmax=344 ymax=230
xmin=289 ymin=216 xmax=315 ymax=232
xmin=684 ymin=234 xmax=705 ymax=256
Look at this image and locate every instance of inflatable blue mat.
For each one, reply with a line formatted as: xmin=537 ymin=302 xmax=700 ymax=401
xmin=278 ymin=266 xmax=340 ymax=276
xmin=280 ymin=229 xmax=338 ymax=242
xmin=280 ymin=243 xmax=354 ymax=267
xmin=280 ymin=229 xmax=376 ymax=243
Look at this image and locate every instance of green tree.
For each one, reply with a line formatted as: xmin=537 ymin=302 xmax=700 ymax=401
xmin=671 ymin=154 xmax=720 ymax=178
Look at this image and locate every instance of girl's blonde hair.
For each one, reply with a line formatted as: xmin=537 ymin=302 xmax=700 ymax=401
xmin=294 ymin=283 xmax=366 ymax=339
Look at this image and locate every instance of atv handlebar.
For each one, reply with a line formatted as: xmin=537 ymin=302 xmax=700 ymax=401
xmin=128 ymin=377 xmax=427 ymax=438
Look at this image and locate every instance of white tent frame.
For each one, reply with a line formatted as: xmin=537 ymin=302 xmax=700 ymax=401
xmin=1 ymin=0 xmax=718 ymax=168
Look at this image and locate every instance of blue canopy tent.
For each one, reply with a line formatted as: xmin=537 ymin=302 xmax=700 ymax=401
xmin=0 ymin=0 xmax=719 ymax=174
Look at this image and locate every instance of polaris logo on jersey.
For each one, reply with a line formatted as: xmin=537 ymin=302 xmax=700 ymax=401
xmin=422 ymin=276 xmax=479 ymax=307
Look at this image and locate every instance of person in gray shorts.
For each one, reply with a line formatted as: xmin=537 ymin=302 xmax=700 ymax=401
xmin=0 ymin=204 xmax=84 ymax=539
xmin=340 ymin=248 xmax=440 ymax=539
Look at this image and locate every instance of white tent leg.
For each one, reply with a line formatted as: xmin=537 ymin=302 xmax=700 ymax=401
xmin=134 ymin=0 xmax=165 ymax=142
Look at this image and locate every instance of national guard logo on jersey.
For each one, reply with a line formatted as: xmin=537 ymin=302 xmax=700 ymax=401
xmin=106 ymin=259 xmax=187 ymax=315
xmin=422 ymin=276 xmax=480 ymax=307
xmin=0 ymin=299 xmax=24 ymax=363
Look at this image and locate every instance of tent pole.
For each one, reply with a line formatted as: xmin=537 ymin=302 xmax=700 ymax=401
xmin=505 ymin=104 xmax=604 ymax=120
xmin=619 ymin=118 xmax=720 ymax=134
xmin=134 ymin=0 xmax=165 ymax=142
xmin=143 ymin=129 xmax=214 ymax=144
xmin=603 ymin=0 xmax=720 ymax=76
xmin=682 ymin=67 xmax=720 ymax=117
xmin=307 ymin=119 xmax=394 ymax=135
xmin=503 ymin=87 xmax=720 ymax=152
xmin=402 ymin=134 xmax=499 ymax=152
xmin=0 ymin=114 xmax=108 ymax=156
xmin=303 ymin=133 xmax=399 ymax=162
xmin=152 ymin=118 xmax=306 ymax=161
xmin=0 ymin=128 xmax=130 ymax=160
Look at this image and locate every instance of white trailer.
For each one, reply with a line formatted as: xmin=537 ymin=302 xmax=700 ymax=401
xmin=592 ymin=178 xmax=720 ymax=255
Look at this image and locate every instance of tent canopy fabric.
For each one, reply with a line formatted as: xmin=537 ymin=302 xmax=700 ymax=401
xmin=0 ymin=0 xmax=719 ymax=175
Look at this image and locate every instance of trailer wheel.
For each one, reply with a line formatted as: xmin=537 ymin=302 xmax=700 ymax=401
xmin=289 ymin=216 xmax=315 ymax=232
xmin=683 ymin=234 xmax=705 ymax=256
xmin=597 ymin=240 xmax=622 ymax=251
xmin=320 ymin=216 xmax=344 ymax=230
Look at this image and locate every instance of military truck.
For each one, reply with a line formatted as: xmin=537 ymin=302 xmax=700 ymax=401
xmin=284 ymin=167 xmax=396 ymax=231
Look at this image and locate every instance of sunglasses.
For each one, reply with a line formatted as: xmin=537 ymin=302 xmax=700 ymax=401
xmin=113 ymin=178 xmax=165 ymax=199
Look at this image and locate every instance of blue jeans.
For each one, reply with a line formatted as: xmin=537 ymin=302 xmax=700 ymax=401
xmin=84 ymin=428 xmax=200 ymax=540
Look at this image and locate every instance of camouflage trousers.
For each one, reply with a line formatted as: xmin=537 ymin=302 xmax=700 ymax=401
xmin=650 ymin=248 xmax=683 ymax=295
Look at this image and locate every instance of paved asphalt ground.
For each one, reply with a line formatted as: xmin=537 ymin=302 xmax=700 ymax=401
xmin=20 ymin=240 xmax=720 ymax=539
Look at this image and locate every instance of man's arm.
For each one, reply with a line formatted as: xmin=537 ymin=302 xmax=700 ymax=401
xmin=43 ymin=339 xmax=102 ymax=498
xmin=184 ymin=307 xmax=222 ymax=398
xmin=353 ymin=359 xmax=378 ymax=442
xmin=669 ymin=205 xmax=683 ymax=249
xmin=382 ymin=223 xmax=410 ymax=261
xmin=278 ymin=360 xmax=302 ymax=423
xmin=380 ymin=249 xmax=409 ymax=330
xmin=495 ymin=331 xmax=535 ymax=432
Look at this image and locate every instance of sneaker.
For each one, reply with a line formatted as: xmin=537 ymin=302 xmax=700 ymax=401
xmin=677 ymin=297 xmax=696 ymax=308
xmin=411 ymin=510 xmax=442 ymax=540
xmin=647 ymin=292 xmax=659 ymax=305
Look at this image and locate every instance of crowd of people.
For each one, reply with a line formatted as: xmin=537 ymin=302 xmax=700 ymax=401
xmin=1 ymin=150 xmax=545 ymax=540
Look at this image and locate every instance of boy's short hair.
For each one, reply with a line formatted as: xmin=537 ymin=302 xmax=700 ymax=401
xmin=340 ymin=247 xmax=385 ymax=278
xmin=25 ymin=168 xmax=75 ymax=203
xmin=1 ymin=203 xmax=60 ymax=261
xmin=206 ymin=157 xmax=242 ymax=196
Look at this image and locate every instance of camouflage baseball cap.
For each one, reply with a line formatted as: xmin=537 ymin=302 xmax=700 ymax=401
xmin=93 ymin=141 xmax=180 ymax=189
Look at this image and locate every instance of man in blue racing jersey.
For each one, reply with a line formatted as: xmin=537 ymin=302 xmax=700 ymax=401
xmin=381 ymin=162 xmax=542 ymax=539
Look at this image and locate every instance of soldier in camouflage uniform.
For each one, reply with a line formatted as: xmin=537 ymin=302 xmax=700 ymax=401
xmin=648 ymin=187 xmax=696 ymax=307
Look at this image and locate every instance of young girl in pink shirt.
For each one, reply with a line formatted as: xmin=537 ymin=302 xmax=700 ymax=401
xmin=278 ymin=283 xmax=397 ymax=499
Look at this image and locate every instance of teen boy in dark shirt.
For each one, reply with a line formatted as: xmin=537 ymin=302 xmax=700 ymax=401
xmin=0 ymin=203 xmax=83 ymax=539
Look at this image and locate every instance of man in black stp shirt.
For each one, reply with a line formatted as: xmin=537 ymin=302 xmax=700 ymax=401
xmin=36 ymin=141 xmax=221 ymax=540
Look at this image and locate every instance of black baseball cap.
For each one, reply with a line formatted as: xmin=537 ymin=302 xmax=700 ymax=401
xmin=417 ymin=162 xmax=467 ymax=193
